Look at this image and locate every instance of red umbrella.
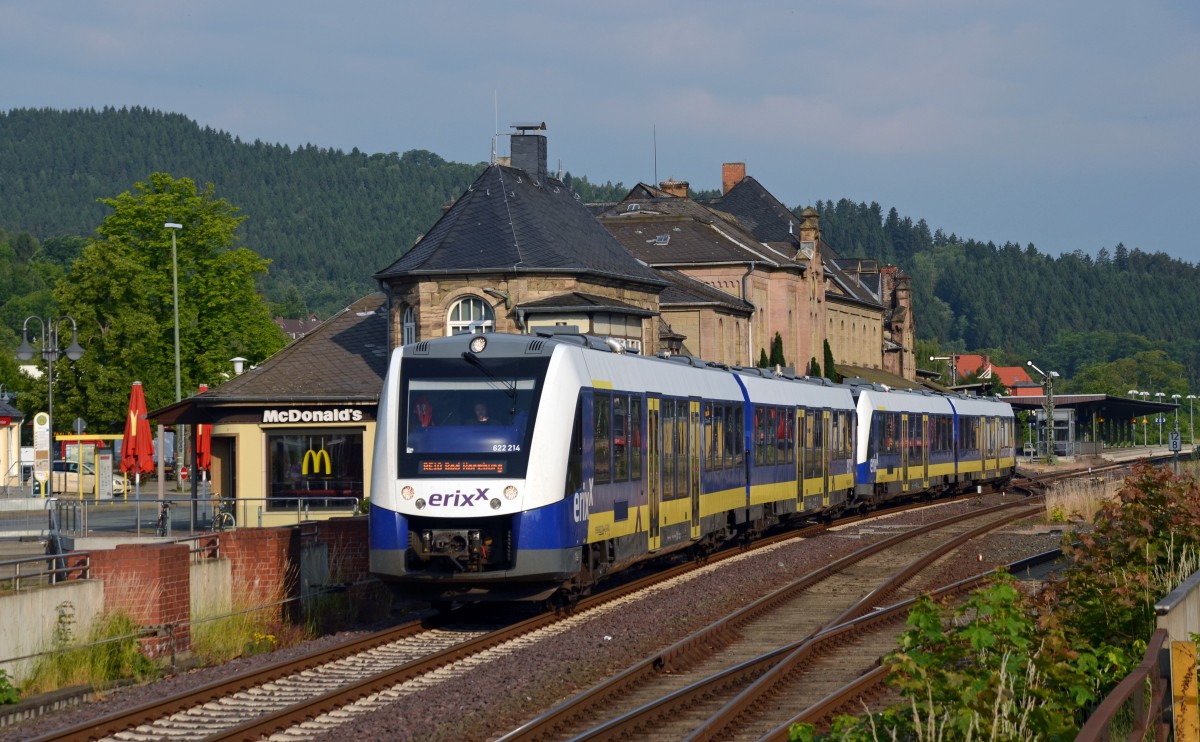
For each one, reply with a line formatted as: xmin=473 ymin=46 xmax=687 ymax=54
xmin=195 ymin=384 xmax=211 ymax=473
xmin=120 ymin=381 xmax=155 ymax=479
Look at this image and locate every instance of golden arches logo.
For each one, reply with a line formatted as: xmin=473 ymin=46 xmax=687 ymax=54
xmin=302 ymin=449 xmax=332 ymax=476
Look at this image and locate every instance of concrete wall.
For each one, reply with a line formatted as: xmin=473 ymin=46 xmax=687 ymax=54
xmin=0 ymin=580 xmax=104 ymax=683
xmin=190 ymin=558 xmax=232 ymax=619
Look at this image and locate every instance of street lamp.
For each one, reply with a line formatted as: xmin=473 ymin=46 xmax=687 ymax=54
xmin=15 ymin=316 xmax=84 ymax=496
xmin=1188 ymin=394 xmax=1196 ymax=445
xmin=1155 ymin=392 xmax=1165 ymax=445
xmin=1027 ymin=361 xmax=1058 ymax=463
xmin=1172 ymin=394 xmax=1182 ymax=434
xmin=1128 ymin=390 xmax=1141 ymax=447
xmin=165 ymin=222 xmax=183 ymax=478
xmin=1140 ymin=391 xmax=1150 ymax=445
xmin=929 ymin=355 xmax=957 ymax=387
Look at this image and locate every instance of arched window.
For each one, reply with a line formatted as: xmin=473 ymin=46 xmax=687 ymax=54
xmin=401 ymin=305 xmax=417 ymax=346
xmin=447 ymin=296 xmax=494 ymax=335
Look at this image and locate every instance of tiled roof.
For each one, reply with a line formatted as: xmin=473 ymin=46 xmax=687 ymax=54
xmin=375 ymin=165 xmax=666 ymax=289
xmin=201 ymin=293 xmax=389 ymax=402
xmin=823 ymin=259 xmax=882 ymax=308
xmin=837 ymin=364 xmax=930 ymax=391
xmin=656 ymin=269 xmax=753 ymax=313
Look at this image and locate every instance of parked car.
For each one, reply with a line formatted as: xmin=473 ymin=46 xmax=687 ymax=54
xmin=49 ymin=461 xmax=127 ymax=496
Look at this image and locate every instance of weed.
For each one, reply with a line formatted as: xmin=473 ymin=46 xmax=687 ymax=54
xmin=21 ymin=610 xmax=158 ymax=697
xmin=0 ymin=670 xmax=19 ymax=705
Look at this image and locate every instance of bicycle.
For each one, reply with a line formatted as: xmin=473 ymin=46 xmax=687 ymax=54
xmin=214 ymin=497 xmax=237 ymax=531
xmin=155 ymin=500 xmax=172 ymax=537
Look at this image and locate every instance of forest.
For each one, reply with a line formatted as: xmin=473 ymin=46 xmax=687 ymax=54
xmin=2 ymin=106 xmax=1198 ymax=392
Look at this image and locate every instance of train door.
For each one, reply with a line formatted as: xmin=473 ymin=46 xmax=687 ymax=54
xmin=690 ymin=399 xmax=701 ymax=539
xmin=821 ymin=409 xmax=832 ymax=503
xmin=795 ymin=408 xmax=804 ymax=505
xmin=900 ymin=414 xmax=910 ymax=492
xmin=985 ymin=416 xmax=997 ymax=474
xmin=647 ymin=397 xmax=661 ymax=551
xmin=921 ymin=414 xmax=930 ymax=487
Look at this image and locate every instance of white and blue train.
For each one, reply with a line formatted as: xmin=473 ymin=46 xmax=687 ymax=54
xmin=369 ymin=332 xmax=1016 ymax=604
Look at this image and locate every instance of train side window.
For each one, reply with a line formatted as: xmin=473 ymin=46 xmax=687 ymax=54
xmin=613 ymin=394 xmax=629 ymax=482
xmin=753 ymin=406 xmax=765 ymax=466
xmin=594 ymin=393 xmax=612 ymax=484
xmin=662 ymin=400 xmax=676 ymax=499
xmin=565 ymin=395 xmax=583 ymax=497
xmin=703 ymin=402 xmax=715 ymax=472
xmin=630 ymin=396 xmax=643 ymax=481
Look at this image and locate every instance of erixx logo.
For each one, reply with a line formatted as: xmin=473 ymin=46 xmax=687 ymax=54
xmin=429 ymin=488 xmax=490 ymax=507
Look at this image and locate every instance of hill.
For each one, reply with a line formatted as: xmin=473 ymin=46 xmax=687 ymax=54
xmin=3 ymin=106 xmax=1200 ymax=388
xmin=0 ymin=107 xmax=630 ymax=317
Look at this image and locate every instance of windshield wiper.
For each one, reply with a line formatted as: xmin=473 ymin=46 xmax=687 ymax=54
xmin=461 ymin=352 xmax=517 ymax=401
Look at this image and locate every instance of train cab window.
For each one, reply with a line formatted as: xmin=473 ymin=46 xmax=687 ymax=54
xmin=565 ymin=398 xmax=583 ymax=497
xmin=594 ymin=393 xmax=612 ymax=484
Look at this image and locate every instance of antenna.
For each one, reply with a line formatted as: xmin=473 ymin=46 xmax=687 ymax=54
xmin=653 ymin=123 xmax=658 ymax=186
xmin=491 ymin=91 xmax=499 ymax=165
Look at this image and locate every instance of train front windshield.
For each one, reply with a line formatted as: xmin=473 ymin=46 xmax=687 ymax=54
xmin=398 ymin=356 xmax=548 ymax=478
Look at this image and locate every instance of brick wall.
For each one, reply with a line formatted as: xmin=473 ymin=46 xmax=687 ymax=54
xmin=87 ymin=542 xmax=191 ymax=659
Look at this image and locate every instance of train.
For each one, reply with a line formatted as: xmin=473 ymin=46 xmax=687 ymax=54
xmin=369 ymin=331 xmax=1016 ymax=605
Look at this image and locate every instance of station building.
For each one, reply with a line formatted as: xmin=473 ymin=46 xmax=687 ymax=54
xmin=153 ymin=124 xmax=919 ymax=516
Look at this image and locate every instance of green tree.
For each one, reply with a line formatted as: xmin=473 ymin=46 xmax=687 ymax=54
xmin=52 ymin=173 xmax=286 ymax=429
xmin=807 ymin=357 xmax=820 ymax=377
xmin=768 ymin=332 xmax=786 ymax=368
xmin=822 ymin=339 xmax=841 ymax=383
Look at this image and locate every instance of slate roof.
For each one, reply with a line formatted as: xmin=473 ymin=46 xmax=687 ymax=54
xmin=598 ymin=193 xmax=796 ymax=268
xmin=518 ymin=292 xmax=657 ymax=316
xmin=823 ymin=259 xmax=882 ymax=308
xmin=706 ymin=176 xmax=804 ymax=245
xmin=151 ymin=293 xmax=390 ymax=423
xmin=656 ymin=269 xmax=754 ymax=314
xmin=375 ymin=165 xmax=666 ymax=289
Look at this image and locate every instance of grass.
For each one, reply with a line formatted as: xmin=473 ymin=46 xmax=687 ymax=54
xmin=20 ymin=608 xmax=159 ymax=697
xmin=1043 ymin=473 xmax=1125 ymax=524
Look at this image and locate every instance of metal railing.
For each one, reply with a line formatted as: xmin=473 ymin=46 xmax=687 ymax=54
xmin=1076 ymin=628 xmax=1170 ymax=741
xmin=0 ymin=551 xmax=90 ymax=592
xmin=39 ymin=495 xmax=361 ymax=539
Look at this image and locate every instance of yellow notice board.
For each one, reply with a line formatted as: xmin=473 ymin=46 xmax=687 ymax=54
xmin=1172 ymin=640 xmax=1199 ymax=740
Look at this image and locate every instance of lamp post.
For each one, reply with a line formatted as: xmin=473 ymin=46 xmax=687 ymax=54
xmin=1172 ymin=394 xmax=1182 ymax=434
xmin=1128 ymin=390 xmax=1141 ymax=447
xmin=15 ymin=316 xmax=84 ymax=496
xmin=1027 ymin=361 xmax=1058 ymax=463
xmin=1188 ymin=394 xmax=1196 ymax=445
xmin=1140 ymin=391 xmax=1150 ymax=445
xmin=165 ymin=222 xmax=183 ymax=480
xmin=1155 ymin=392 xmax=1165 ymax=445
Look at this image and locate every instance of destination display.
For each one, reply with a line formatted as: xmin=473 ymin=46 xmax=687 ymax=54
xmin=419 ymin=459 xmax=507 ymax=475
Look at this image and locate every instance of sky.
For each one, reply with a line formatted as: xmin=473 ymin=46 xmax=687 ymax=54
xmin=3 ymin=1 xmax=1199 ymax=263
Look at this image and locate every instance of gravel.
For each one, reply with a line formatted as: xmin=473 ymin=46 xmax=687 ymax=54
xmin=0 ymin=494 xmax=1064 ymax=741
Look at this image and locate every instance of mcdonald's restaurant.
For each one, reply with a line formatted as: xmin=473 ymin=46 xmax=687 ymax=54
xmin=151 ymin=294 xmax=388 ymax=527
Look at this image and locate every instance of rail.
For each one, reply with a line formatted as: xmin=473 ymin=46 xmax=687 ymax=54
xmin=1075 ymin=629 xmax=1170 ymax=741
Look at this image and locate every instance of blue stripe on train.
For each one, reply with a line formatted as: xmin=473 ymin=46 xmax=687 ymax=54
xmin=369 ymin=497 xmax=586 ymax=552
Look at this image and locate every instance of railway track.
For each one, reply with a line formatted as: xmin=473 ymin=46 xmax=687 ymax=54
xmin=25 ymin=485 xmax=1060 ymax=739
xmin=31 ymin=494 xmax=1002 ymax=742
xmin=499 ymin=498 xmax=1049 ymax=741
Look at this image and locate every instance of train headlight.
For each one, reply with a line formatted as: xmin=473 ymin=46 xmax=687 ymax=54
xmin=401 ymin=485 xmax=415 ymax=500
xmin=415 ymin=498 xmax=427 ymax=510
xmin=504 ymin=485 xmax=518 ymax=500
xmin=469 ymin=336 xmax=487 ymax=354
xmin=490 ymin=498 xmax=502 ymax=510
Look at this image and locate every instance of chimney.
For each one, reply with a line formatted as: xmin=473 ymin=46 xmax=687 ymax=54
xmin=510 ymin=121 xmax=548 ymax=183
xmin=722 ymin=162 xmax=746 ymax=194
xmin=798 ymin=206 xmax=821 ymax=246
xmin=659 ymin=178 xmax=689 ymax=198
